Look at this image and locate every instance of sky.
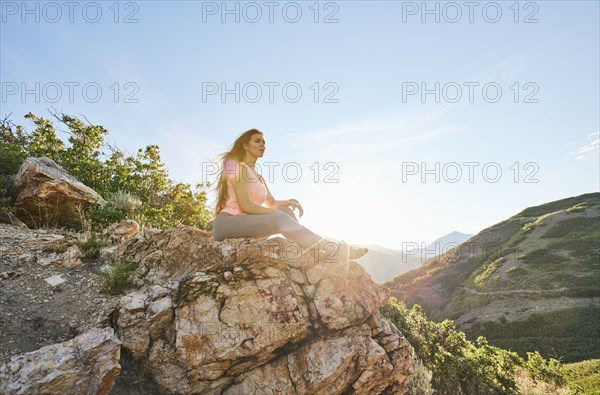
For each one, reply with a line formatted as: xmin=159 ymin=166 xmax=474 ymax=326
xmin=1 ymin=0 xmax=599 ymax=250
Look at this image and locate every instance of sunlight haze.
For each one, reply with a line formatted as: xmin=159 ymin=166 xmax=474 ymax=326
xmin=2 ymin=0 xmax=599 ymax=249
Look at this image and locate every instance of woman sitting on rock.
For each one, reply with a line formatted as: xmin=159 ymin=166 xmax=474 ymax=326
xmin=212 ymin=128 xmax=368 ymax=260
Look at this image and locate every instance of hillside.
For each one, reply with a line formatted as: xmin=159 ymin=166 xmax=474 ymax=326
xmin=357 ymin=231 xmax=474 ymax=284
xmin=384 ymin=192 xmax=600 ymax=363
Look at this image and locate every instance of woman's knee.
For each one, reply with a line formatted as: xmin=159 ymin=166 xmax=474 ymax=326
xmin=276 ymin=205 xmax=298 ymax=222
xmin=273 ymin=209 xmax=289 ymax=224
xmin=277 ymin=206 xmax=293 ymax=216
xmin=273 ymin=209 xmax=298 ymax=232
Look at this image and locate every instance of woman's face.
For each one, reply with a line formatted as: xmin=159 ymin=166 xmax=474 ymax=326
xmin=244 ymin=133 xmax=266 ymax=158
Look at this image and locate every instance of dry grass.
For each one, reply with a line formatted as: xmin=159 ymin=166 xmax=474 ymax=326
xmin=515 ymin=368 xmax=571 ymax=395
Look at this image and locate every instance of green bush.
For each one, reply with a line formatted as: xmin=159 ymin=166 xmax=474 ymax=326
xmin=525 ymin=351 xmax=566 ymax=387
xmin=520 ymin=248 xmax=567 ymax=266
xmin=78 ymin=232 xmax=103 ymax=262
xmin=542 ymin=217 xmax=600 ymax=240
xmin=108 ymin=190 xmax=142 ymax=220
xmin=563 ymin=359 xmax=600 ymax=394
xmin=2 ymin=112 xmax=214 ymax=232
xmin=522 ymin=221 xmax=537 ymax=233
xmin=1 ymin=121 xmax=28 ymax=214
xmin=516 ymin=194 xmax=598 ymax=218
xmin=380 ymin=297 xmax=576 ymax=394
xmin=506 ymin=266 xmax=528 ymax=278
xmin=100 ymin=260 xmax=139 ymax=295
xmin=90 ymin=204 xmax=127 ymax=231
xmin=565 ymin=202 xmax=588 ymax=214
xmin=405 ymin=357 xmax=434 ymax=394
xmin=474 ymin=257 xmax=506 ymax=288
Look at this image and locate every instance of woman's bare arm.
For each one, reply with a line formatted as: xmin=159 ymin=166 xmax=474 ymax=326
xmin=259 ymin=175 xmax=304 ymax=217
xmin=232 ymin=167 xmax=277 ymax=215
xmin=261 ymin=175 xmax=280 ymax=208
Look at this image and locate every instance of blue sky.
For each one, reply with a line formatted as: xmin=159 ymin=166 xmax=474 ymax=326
xmin=1 ymin=0 xmax=599 ymax=250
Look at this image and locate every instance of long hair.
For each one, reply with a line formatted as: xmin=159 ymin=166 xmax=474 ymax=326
xmin=213 ymin=128 xmax=263 ymax=214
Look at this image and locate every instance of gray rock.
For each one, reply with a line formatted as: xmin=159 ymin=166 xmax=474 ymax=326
xmin=0 ymin=328 xmax=121 ymax=395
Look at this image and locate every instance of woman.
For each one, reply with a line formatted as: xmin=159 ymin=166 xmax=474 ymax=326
xmin=212 ymin=128 xmax=368 ymax=261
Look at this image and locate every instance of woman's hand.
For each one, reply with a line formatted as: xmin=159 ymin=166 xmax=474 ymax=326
xmin=284 ymin=199 xmax=304 ymax=217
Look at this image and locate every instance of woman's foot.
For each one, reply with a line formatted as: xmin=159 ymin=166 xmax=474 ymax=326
xmin=302 ymin=240 xmax=368 ymax=266
xmin=339 ymin=241 xmax=368 ymax=260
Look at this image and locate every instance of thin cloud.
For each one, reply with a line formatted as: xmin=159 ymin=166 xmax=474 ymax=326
xmin=480 ymin=55 xmax=527 ymax=81
xmin=327 ymin=125 xmax=457 ymax=153
xmin=290 ymin=55 xmax=521 ymax=150
xmin=570 ymin=131 xmax=600 ymax=160
xmin=290 ymin=105 xmax=450 ymax=147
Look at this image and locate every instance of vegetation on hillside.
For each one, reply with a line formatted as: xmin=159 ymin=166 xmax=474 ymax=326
xmin=383 ymin=193 xmax=600 ymax=363
xmin=0 ymin=112 xmax=213 ymax=231
xmin=380 ymin=297 xmax=587 ymax=394
xmin=562 ymin=359 xmax=600 ymax=395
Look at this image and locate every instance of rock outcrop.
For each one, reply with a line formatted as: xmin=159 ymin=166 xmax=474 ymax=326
xmin=103 ymin=220 xmax=140 ymax=241
xmin=112 ymin=226 xmax=416 ymax=394
xmin=0 ymin=220 xmax=417 ymax=394
xmin=13 ymin=157 xmax=107 ymax=228
xmin=0 ymin=328 xmax=121 ymax=395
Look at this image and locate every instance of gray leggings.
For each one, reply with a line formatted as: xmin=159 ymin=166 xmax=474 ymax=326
xmin=212 ymin=206 xmax=323 ymax=249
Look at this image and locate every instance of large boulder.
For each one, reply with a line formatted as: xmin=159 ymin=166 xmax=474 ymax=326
xmin=13 ymin=157 xmax=107 ymax=229
xmin=0 ymin=328 xmax=121 ymax=395
xmin=112 ymin=226 xmax=416 ymax=394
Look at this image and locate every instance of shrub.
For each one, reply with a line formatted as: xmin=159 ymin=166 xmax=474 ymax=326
xmin=78 ymin=232 xmax=103 ymax=262
xmin=525 ymin=351 xmax=567 ymax=387
xmin=562 ymin=359 xmax=600 ymax=394
xmin=542 ymin=217 xmax=600 ymax=240
xmin=405 ymin=357 xmax=434 ymax=394
xmin=520 ymin=248 xmax=567 ymax=266
xmin=108 ymin=190 xmax=142 ymax=220
xmin=514 ymin=368 xmax=573 ymax=395
xmin=0 ymin=136 xmax=26 ymax=215
xmin=3 ymin=112 xmax=214 ymax=232
xmin=474 ymin=257 xmax=505 ymax=288
xmin=100 ymin=260 xmax=139 ymax=295
xmin=522 ymin=221 xmax=537 ymax=233
xmin=90 ymin=205 xmax=127 ymax=231
xmin=565 ymin=202 xmax=588 ymax=214
xmin=506 ymin=266 xmax=528 ymax=278
xmin=379 ymin=297 xmax=575 ymax=395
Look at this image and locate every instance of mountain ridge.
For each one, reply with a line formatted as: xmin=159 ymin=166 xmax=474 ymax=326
xmin=384 ymin=192 xmax=600 ymax=362
xmin=356 ymin=230 xmax=474 ymax=284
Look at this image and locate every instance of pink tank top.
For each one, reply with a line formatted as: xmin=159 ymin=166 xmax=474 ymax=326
xmin=220 ymin=160 xmax=267 ymax=215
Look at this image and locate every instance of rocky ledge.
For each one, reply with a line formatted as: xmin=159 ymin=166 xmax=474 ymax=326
xmin=1 ymin=224 xmax=416 ymax=394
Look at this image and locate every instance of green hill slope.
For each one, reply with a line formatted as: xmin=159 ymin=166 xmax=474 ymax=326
xmin=384 ymin=192 xmax=600 ymax=362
